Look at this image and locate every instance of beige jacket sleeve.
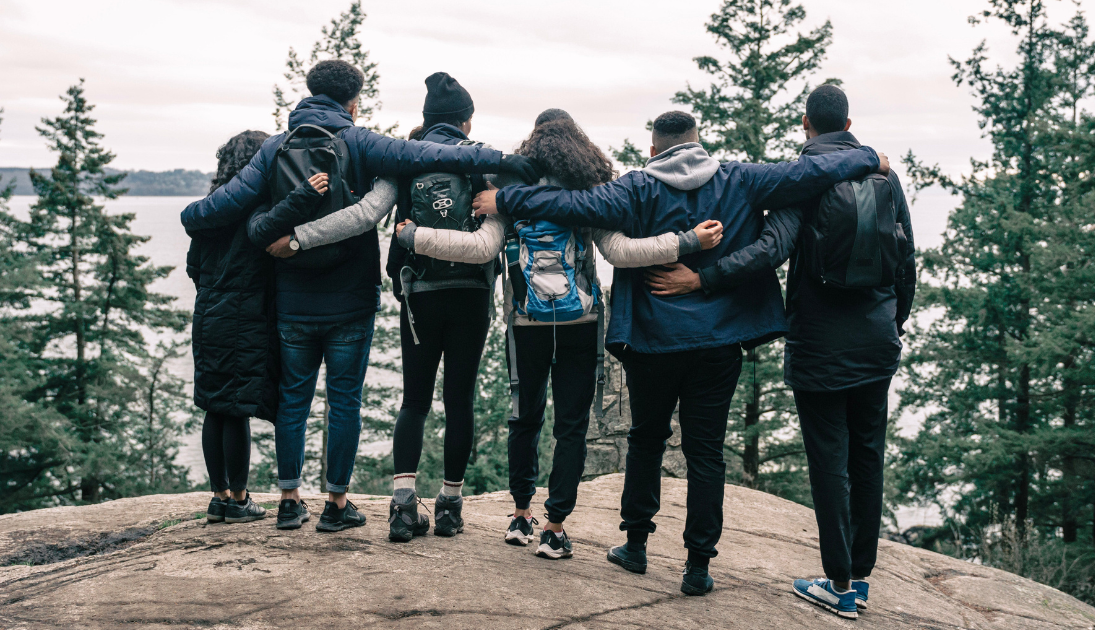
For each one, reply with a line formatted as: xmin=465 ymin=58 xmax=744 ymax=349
xmin=410 ymin=214 xmax=507 ymax=264
xmin=592 ymin=229 xmax=679 ymax=268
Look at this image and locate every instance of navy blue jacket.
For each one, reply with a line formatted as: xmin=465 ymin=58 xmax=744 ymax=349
xmin=180 ymin=96 xmax=504 ymax=322
xmin=497 ymin=146 xmax=880 ymax=355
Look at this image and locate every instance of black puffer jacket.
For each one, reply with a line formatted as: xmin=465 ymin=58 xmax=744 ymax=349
xmin=186 ymin=209 xmax=279 ymax=421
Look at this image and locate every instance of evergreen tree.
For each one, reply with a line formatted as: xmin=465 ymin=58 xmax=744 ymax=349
xmin=22 ymin=81 xmax=191 ymax=504
xmin=897 ymin=3 xmax=1095 ymax=602
xmin=272 ymin=1 xmax=394 ymax=134
xmin=0 ymin=110 xmax=74 ymax=511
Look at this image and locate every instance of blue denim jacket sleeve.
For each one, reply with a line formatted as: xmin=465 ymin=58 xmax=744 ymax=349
xmin=180 ymin=135 xmax=279 ymax=232
xmin=496 ymin=173 xmax=641 ymax=231
xmin=739 ymin=146 xmax=880 ymax=210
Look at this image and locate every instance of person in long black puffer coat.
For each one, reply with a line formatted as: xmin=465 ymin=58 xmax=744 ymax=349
xmin=185 ymin=130 xmax=283 ymax=525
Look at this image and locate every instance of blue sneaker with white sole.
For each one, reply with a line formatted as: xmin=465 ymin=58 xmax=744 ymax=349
xmin=851 ymin=580 xmax=869 ymax=609
xmin=792 ymin=578 xmax=859 ymax=619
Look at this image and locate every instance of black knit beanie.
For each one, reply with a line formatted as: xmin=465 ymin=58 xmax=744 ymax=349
xmin=423 ymin=72 xmax=474 ymax=119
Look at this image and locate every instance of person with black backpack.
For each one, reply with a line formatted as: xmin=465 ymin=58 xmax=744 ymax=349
xmin=473 ymin=110 xmax=889 ymax=597
xmin=180 ymin=61 xmax=541 ymax=535
xmin=392 ymin=109 xmax=724 ymax=559
xmin=644 ymin=85 xmax=916 ymax=618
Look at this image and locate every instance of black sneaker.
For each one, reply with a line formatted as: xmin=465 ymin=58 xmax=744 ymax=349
xmin=504 ymin=515 xmax=538 ymax=546
xmin=680 ymin=561 xmax=714 ymax=596
xmin=276 ymin=499 xmax=310 ymax=530
xmin=206 ymin=496 xmax=227 ymax=523
xmin=225 ymin=493 xmax=267 ymax=523
xmin=316 ymin=500 xmax=366 ymax=532
xmin=607 ymin=542 xmax=648 ymax=574
xmin=433 ymin=493 xmax=464 ymax=537
xmin=535 ymin=529 xmax=573 ymax=559
xmin=388 ymin=489 xmax=429 ymax=542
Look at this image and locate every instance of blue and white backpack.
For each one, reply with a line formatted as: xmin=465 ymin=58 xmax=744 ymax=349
xmin=502 ymin=219 xmax=606 ymax=419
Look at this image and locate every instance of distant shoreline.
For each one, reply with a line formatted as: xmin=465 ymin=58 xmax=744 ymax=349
xmin=1 ymin=167 xmax=212 ymax=196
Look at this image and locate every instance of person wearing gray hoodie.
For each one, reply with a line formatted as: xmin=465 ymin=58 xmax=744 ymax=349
xmin=473 ymin=110 xmax=889 ymax=596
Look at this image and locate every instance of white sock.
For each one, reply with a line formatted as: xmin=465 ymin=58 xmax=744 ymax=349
xmin=393 ymin=473 xmax=416 ymax=492
xmin=441 ymin=480 xmax=463 ymax=497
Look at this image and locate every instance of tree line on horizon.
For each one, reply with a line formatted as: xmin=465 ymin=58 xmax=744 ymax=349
xmin=0 ymin=168 xmax=214 ymax=197
xmin=1 ymin=0 xmax=1093 ymax=604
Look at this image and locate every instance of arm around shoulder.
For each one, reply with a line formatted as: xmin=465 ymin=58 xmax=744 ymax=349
xmin=294 ymin=178 xmax=398 ymax=250
xmin=412 ymin=214 xmax=506 ymax=264
xmin=592 ymin=229 xmax=678 ymax=268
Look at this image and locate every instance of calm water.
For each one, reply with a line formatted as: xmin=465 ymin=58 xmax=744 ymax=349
xmin=7 ymin=196 xmax=939 ymax=529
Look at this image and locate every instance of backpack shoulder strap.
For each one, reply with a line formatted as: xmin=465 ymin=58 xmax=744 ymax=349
xmin=594 ymin=302 xmax=606 ymax=418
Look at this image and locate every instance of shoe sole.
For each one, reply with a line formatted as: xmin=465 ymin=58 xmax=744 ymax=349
xmin=206 ymin=515 xmax=225 ymax=523
xmin=224 ymin=513 xmax=267 ymax=523
xmin=856 ymin=600 xmax=868 ymax=610
xmin=535 ymin=543 xmax=572 ymax=559
xmin=606 ymin=549 xmax=647 ymax=574
xmin=505 ymin=530 xmax=534 ymax=546
xmin=276 ymin=513 xmax=310 ymax=530
xmin=316 ymin=519 xmax=366 ymax=532
xmin=792 ymin=585 xmax=859 ymax=619
xmin=680 ymin=580 xmax=714 ymax=596
xmin=434 ymin=524 xmax=464 ymax=537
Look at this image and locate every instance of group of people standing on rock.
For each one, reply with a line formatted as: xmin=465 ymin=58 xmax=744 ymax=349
xmin=183 ymin=59 xmax=914 ymax=619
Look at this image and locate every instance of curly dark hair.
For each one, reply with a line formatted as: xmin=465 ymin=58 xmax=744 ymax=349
xmin=306 ymin=60 xmax=365 ymax=107
xmin=516 ymin=118 xmax=616 ymax=190
xmin=210 ymin=130 xmax=270 ymax=193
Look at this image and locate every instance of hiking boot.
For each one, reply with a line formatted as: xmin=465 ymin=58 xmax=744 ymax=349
xmin=224 ymin=493 xmax=267 ymax=523
xmin=275 ymin=499 xmax=310 ymax=530
xmin=388 ymin=489 xmax=429 ymax=542
xmin=433 ymin=493 xmax=464 ymax=537
xmin=316 ymin=500 xmax=366 ymax=532
xmin=206 ymin=496 xmax=227 ymax=523
xmin=535 ymin=529 xmax=573 ymax=559
xmin=851 ymin=580 xmax=869 ymax=609
xmin=792 ymin=578 xmax=859 ymax=619
xmin=680 ymin=561 xmax=714 ymax=596
xmin=504 ymin=515 xmax=538 ymax=546
xmin=607 ymin=542 xmax=647 ymax=574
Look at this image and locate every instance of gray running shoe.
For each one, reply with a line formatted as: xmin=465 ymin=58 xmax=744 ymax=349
xmin=276 ymin=499 xmax=310 ymax=530
xmin=225 ymin=493 xmax=267 ymax=523
xmin=206 ymin=496 xmax=227 ymax=523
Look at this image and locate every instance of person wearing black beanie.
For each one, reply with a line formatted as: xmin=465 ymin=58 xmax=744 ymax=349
xmin=423 ymin=72 xmax=474 ymax=122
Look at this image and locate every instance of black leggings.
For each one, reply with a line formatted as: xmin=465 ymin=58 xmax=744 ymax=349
xmin=202 ymin=411 xmax=251 ymax=493
xmin=393 ymin=288 xmax=491 ymax=483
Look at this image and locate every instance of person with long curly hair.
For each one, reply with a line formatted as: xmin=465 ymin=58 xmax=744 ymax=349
xmin=394 ymin=109 xmax=723 ymax=559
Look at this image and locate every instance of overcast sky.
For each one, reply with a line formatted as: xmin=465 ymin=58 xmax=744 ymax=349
xmin=1 ymin=0 xmax=1092 ymax=246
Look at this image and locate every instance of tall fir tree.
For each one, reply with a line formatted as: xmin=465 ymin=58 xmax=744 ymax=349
xmin=897 ymin=2 xmax=1095 ymax=600
xmin=272 ymin=1 xmax=394 ymax=134
xmin=23 ymin=81 xmax=191 ymax=504
xmin=614 ymin=0 xmax=836 ymax=499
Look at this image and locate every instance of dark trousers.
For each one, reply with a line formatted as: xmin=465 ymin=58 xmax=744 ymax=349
xmin=202 ymin=411 xmax=251 ymax=493
xmin=275 ymin=316 xmax=375 ymax=493
xmin=508 ymin=322 xmax=598 ymax=523
xmin=393 ymin=288 xmax=491 ymax=483
xmin=794 ymin=377 xmax=891 ymax=582
xmin=620 ymin=344 xmax=743 ymax=559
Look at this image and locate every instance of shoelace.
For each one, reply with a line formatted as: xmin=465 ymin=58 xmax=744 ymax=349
xmin=507 ymin=514 xmax=539 ymax=530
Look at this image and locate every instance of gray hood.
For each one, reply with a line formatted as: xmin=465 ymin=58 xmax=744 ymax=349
xmin=642 ymin=142 xmax=721 ymax=191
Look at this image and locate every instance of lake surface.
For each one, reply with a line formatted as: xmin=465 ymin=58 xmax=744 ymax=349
xmin=7 ymin=196 xmax=939 ymax=529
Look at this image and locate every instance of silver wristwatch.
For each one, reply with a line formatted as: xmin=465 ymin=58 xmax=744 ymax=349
xmin=289 ymin=233 xmax=300 ymax=251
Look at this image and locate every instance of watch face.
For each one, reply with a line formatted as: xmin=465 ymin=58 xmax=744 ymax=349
xmin=290 ymin=238 xmax=300 ymax=250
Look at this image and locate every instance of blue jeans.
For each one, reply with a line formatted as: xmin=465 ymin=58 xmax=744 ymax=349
xmin=275 ymin=315 xmax=375 ymax=493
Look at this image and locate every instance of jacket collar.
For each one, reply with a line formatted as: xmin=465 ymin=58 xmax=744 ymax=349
xmin=801 ymin=131 xmax=861 ymax=156
xmin=287 ymin=95 xmax=355 ymax=131
xmin=421 ymin=123 xmax=469 ymax=143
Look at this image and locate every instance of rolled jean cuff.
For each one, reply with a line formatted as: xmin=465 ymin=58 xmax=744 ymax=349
xmin=326 ymin=482 xmax=349 ymax=493
xmin=278 ymin=478 xmax=302 ymax=490
xmin=512 ymin=493 xmax=533 ymax=510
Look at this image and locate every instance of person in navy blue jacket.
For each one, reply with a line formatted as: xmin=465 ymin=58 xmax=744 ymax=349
xmin=180 ymin=60 xmax=540 ymax=533
xmin=472 ymin=110 xmax=889 ymax=596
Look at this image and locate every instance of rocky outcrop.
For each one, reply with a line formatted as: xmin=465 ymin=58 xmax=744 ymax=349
xmin=2 ymin=475 xmax=1090 ymax=629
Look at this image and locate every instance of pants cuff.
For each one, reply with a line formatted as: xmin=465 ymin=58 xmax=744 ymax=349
xmin=326 ymin=482 xmax=348 ymax=493
xmin=512 ymin=494 xmax=533 ymax=510
xmin=278 ymin=478 xmax=302 ymax=490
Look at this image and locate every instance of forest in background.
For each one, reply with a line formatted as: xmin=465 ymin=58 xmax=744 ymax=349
xmin=1 ymin=0 xmax=1093 ymax=605
xmin=0 ymin=167 xmax=212 ymax=197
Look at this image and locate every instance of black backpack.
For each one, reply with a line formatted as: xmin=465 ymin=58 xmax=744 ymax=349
xmin=801 ymin=173 xmax=908 ymax=288
xmin=269 ymin=124 xmax=359 ymax=268
xmin=406 ymin=140 xmax=485 ymax=282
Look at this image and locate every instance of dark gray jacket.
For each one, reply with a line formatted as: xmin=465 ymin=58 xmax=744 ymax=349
xmin=698 ymin=131 xmax=916 ymax=391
